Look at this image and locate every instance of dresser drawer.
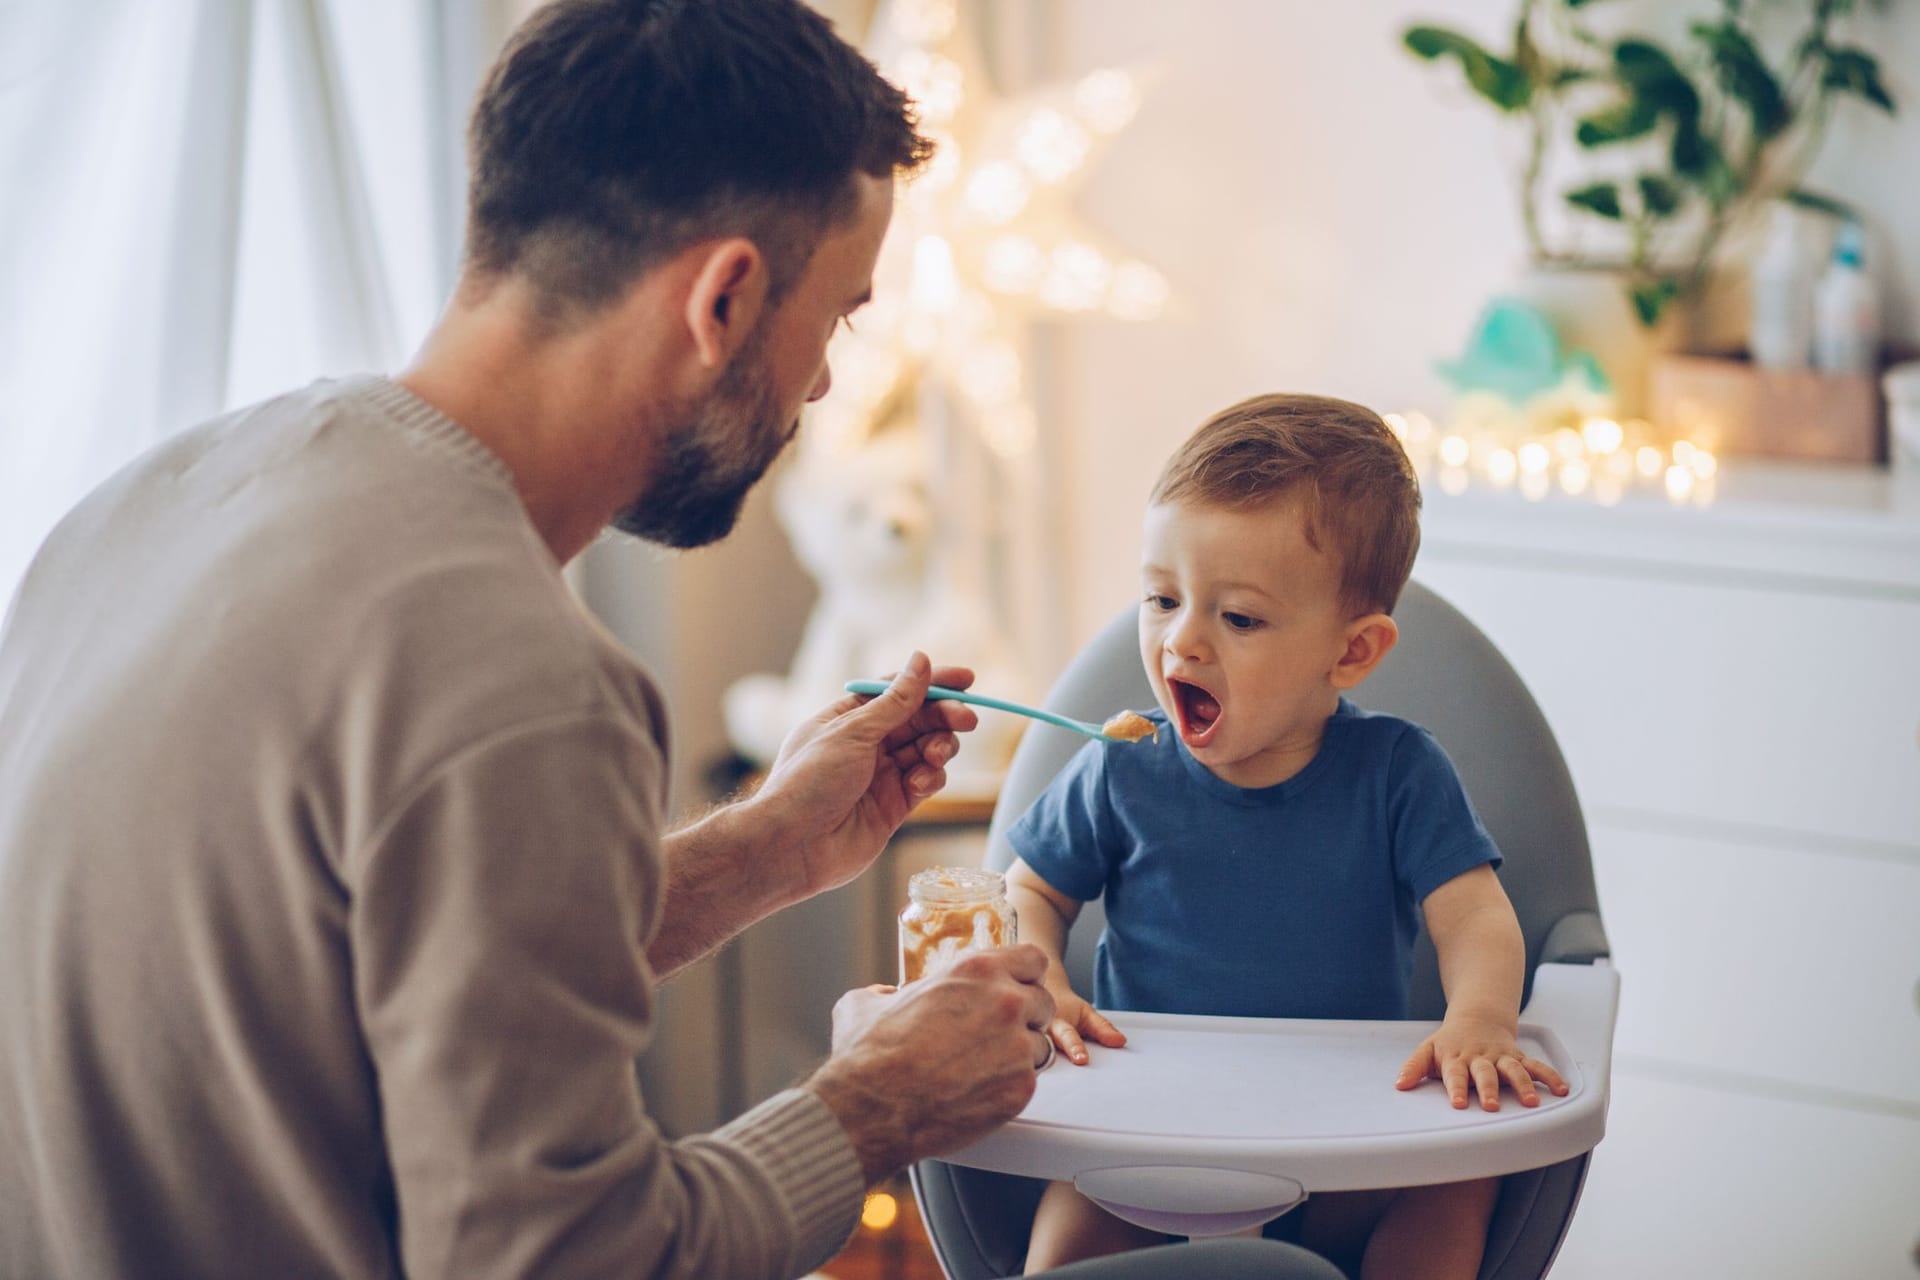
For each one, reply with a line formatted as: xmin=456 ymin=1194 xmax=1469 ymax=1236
xmin=1590 ymin=822 xmax=1920 ymax=1106
xmin=1412 ymin=557 xmax=1920 ymax=849
xmin=1552 ymin=1070 xmax=1920 ymax=1279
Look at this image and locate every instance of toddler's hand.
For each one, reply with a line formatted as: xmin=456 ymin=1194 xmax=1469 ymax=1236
xmin=1043 ymin=984 xmax=1126 ymax=1066
xmin=1394 ymin=1013 xmax=1569 ymax=1111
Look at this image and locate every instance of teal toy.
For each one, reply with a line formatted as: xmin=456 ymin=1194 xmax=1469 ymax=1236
xmin=1436 ymin=298 xmax=1611 ymax=404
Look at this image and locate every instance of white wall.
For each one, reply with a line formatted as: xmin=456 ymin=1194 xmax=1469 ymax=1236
xmin=1036 ymin=0 xmax=1920 ymax=648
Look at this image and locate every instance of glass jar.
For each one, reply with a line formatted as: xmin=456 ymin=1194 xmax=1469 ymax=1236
xmin=898 ymin=866 xmax=1017 ymax=984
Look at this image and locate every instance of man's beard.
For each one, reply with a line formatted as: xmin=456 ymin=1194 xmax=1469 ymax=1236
xmin=611 ymin=341 xmax=795 ymax=550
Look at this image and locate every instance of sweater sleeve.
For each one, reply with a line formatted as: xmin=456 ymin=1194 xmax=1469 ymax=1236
xmin=347 ymin=712 xmax=864 ymax=1279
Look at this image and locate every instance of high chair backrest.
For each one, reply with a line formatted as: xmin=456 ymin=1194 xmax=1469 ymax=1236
xmin=982 ymin=579 xmax=1607 ymax=1026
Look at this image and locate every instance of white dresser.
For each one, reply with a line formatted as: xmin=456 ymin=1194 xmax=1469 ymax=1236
xmin=1411 ymin=462 xmax=1920 ymax=1278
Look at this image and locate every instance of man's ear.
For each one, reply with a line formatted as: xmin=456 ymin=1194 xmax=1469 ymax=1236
xmin=1329 ymin=612 xmax=1399 ymax=690
xmin=683 ymin=238 xmax=768 ymax=369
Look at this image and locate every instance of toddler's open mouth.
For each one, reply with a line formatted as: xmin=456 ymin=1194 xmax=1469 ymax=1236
xmin=1167 ymin=675 xmax=1222 ymax=746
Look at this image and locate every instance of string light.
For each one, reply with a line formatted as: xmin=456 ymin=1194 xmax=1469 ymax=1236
xmin=862 ymin=1191 xmax=900 ymax=1231
xmin=1074 ymin=69 xmax=1141 ymax=133
xmin=1016 ymin=108 xmax=1091 ymax=184
xmin=1395 ymin=409 xmax=1721 ymax=508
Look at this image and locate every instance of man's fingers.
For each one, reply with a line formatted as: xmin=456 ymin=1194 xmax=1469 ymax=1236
xmin=989 ymin=943 xmax=1051 ymax=985
xmin=927 ymin=664 xmax=976 ymax=692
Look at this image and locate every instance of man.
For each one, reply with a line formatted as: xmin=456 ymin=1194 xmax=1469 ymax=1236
xmin=0 ymin=2 xmax=1056 ymax=1276
xmin=0 ymin=3 xmax=1337 ymax=1276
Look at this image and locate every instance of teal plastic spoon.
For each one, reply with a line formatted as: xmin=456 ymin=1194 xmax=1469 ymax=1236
xmin=844 ymin=680 xmax=1157 ymax=744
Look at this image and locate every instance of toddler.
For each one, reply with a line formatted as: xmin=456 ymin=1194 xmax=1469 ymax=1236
xmin=1006 ymin=393 xmax=1567 ymax=1278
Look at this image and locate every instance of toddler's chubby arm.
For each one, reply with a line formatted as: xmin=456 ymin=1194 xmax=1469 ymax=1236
xmin=1397 ymin=865 xmax=1570 ymax=1111
xmin=1005 ymin=858 xmax=1127 ymax=1065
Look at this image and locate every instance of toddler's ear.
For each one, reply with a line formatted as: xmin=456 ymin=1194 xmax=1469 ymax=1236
xmin=1329 ymin=613 xmax=1398 ymax=690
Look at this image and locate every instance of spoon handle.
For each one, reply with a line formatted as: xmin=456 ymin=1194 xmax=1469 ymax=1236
xmin=843 ymin=680 xmax=1104 ymax=740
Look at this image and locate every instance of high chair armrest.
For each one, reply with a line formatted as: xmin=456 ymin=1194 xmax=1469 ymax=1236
xmin=1520 ymin=960 xmax=1619 ymax=1102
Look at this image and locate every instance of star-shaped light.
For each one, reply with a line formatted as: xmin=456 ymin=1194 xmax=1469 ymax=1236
xmin=806 ymin=0 xmax=1168 ymax=461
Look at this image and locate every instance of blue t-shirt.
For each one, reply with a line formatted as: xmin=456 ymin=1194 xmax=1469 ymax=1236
xmin=1007 ymin=699 xmax=1500 ymax=1021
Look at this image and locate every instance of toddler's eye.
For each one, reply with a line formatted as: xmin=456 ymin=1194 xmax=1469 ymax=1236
xmin=1144 ymin=594 xmax=1176 ymax=611
xmin=1223 ymin=612 xmax=1263 ymax=632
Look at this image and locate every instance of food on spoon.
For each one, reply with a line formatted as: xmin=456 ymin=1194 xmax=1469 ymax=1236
xmin=1100 ymin=710 xmax=1158 ymax=743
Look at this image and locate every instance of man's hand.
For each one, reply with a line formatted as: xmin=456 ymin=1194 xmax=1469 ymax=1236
xmin=808 ymin=946 xmax=1056 ymax=1184
xmin=1394 ymin=1012 xmax=1569 ymax=1111
xmin=751 ymin=651 xmax=979 ymax=900
xmin=1042 ymin=983 xmax=1126 ymax=1066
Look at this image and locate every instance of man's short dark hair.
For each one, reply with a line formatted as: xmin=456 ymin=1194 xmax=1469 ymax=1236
xmin=466 ymin=0 xmax=932 ymax=325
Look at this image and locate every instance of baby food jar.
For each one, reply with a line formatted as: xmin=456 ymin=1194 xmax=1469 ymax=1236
xmin=898 ymin=866 xmax=1017 ymax=984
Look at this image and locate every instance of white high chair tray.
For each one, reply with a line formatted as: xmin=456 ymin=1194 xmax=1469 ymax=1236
xmin=946 ymin=963 xmax=1616 ymax=1236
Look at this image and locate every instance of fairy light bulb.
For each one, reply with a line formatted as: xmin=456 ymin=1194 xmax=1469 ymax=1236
xmin=862 ymin=1191 xmax=900 ymax=1231
xmin=888 ymin=0 xmax=956 ymax=44
xmin=1487 ymin=447 xmax=1518 ymax=486
xmin=1016 ymin=108 xmax=1090 ymax=184
xmin=1383 ymin=413 xmax=1409 ymax=441
xmin=912 ymin=235 xmax=960 ymax=314
xmin=1688 ymin=448 xmax=1718 ymax=479
xmin=1559 ymin=457 xmax=1591 ymax=495
xmin=1105 ymin=260 xmax=1169 ymax=321
xmin=918 ymin=132 xmax=962 ymax=192
xmin=1664 ymin=464 xmax=1694 ymax=502
xmin=893 ymin=49 xmax=964 ymax=125
xmin=1581 ymin=417 xmax=1624 ymax=455
xmin=983 ymin=235 xmax=1045 ymax=294
xmin=1040 ymin=241 xmax=1111 ymax=311
xmin=1551 ymin=427 xmax=1584 ymax=460
xmin=1520 ymin=469 xmax=1551 ymax=502
xmin=1518 ymin=441 xmax=1551 ymax=475
xmin=1439 ymin=435 xmax=1471 ymax=468
xmin=1074 ymin=69 xmax=1140 ymax=133
xmin=1635 ymin=446 xmax=1664 ymax=477
xmin=965 ymin=162 xmax=1030 ymax=224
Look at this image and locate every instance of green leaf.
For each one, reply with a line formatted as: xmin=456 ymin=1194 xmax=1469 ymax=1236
xmin=1638 ymin=174 xmax=1682 ymax=218
xmin=1785 ymin=187 xmax=1859 ymax=221
xmin=1566 ymin=182 xmax=1624 ymax=220
xmin=1691 ymin=19 xmax=1790 ymax=140
xmin=1671 ymin=119 xmax=1723 ymax=180
xmin=1821 ymin=47 xmax=1897 ymax=113
xmin=1614 ymin=40 xmax=1701 ymax=123
xmin=1629 ymin=278 xmax=1682 ymax=327
xmin=1403 ymin=26 xmax=1533 ymax=111
xmin=1576 ymin=100 xmax=1659 ymax=147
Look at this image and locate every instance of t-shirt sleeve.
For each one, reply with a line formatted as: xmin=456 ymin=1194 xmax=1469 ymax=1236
xmin=1387 ymin=724 xmax=1503 ymax=904
xmin=347 ymin=712 xmax=863 ymax=1280
xmin=1004 ymin=741 xmax=1120 ymax=902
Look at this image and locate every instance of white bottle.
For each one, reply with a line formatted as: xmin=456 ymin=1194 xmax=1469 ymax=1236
xmin=1813 ymin=220 xmax=1880 ymax=375
xmin=1748 ymin=203 xmax=1812 ymax=370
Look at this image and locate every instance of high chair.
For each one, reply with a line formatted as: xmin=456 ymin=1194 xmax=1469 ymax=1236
xmin=911 ymin=581 xmax=1618 ymax=1279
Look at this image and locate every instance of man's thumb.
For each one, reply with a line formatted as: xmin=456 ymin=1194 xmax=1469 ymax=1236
xmin=857 ymin=651 xmax=933 ymax=729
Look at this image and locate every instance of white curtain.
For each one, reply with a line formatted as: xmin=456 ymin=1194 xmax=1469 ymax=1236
xmin=0 ymin=0 xmax=505 ymax=610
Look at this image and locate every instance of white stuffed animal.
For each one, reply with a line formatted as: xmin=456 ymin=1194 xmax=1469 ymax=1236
xmin=723 ymin=428 xmax=1027 ymax=790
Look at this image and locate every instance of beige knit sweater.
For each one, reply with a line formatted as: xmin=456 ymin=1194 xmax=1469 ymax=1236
xmin=0 ymin=378 xmax=864 ymax=1278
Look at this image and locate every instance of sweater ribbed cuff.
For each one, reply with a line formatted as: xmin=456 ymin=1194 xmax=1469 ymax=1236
xmin=714 ymin=1087 xmax=866 ymax=1276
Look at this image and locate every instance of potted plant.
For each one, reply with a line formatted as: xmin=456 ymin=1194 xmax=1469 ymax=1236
xmin=1403 ymin=0 xmax=1896 ymax=377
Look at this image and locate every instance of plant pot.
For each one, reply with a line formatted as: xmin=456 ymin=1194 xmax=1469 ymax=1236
xmin=1507 ymin=262 xmax=1700 ymax=417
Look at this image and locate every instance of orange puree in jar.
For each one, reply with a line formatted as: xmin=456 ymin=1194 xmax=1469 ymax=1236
xmin=899 ymin=867 xmax=1017 ymax=984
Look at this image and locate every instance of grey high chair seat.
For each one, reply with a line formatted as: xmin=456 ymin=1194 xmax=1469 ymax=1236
xmin=913 ymin=580 xmax=1613 ymax=1280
